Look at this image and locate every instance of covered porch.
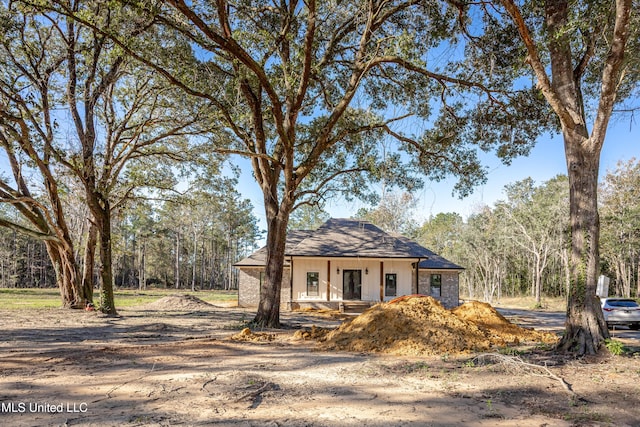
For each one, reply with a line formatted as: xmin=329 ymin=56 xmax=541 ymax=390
xmin=288 ymin=257 xmax=421 ymax=307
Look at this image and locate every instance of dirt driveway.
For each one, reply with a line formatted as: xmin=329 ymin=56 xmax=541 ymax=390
xmin=1 ymin=299 xmax=639 ymax=426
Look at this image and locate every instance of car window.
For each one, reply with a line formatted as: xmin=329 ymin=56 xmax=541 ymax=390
xmin=607 ymin=300 xmax=640 ymax=308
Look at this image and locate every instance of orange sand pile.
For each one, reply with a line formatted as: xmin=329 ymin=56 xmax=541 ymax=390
xmin=321 ymin=297 xmax=491 ymax=356
xmin=452 ymin=301 xmax=558 ymax=346
xmin=318 ymin=296 xmax=557 ymax=356
xmin=230 ymin=327 xmax=276 ymax=342
xmin=293 ymin=325 xmax=333 ymax=341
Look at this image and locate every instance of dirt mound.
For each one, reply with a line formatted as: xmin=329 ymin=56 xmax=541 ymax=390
xmin=136 ymin=294 xmax=214 ymax=311
xmin=452 ymin=301 xmax=558 ymax=345
xmin=319 ymin=296 xmax=557 ymax=356
xmin=321 ymin=296 xmax=492 ymax=356
xmin=230 ymin=327 xmax=275 ymax=342
xmin=293 ymin=325 xmax=333 ymax=341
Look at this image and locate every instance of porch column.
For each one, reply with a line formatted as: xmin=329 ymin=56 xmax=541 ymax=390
xmin=414 ymin=258 xmax=421 ymax=294
xmin=290 ymin=257 xmax=294 ymax=304
xmin=327 ymin=260 xmax=331 ymax=301
xmin=379 ymin=261 xmax=384 ymax=301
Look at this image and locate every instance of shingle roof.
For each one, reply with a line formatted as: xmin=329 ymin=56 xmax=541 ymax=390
xmin=418 ymin=252 xmax=464 ymax=270
xmin=233 ymin=229 xmax=313 ymax=267
xmin=235 ymin=218 xmax=464 ymax=270
xmin=288 ymin=218 xmax=432 ymax=258
xmin=394 ymin=234 xmax=464 ymax=270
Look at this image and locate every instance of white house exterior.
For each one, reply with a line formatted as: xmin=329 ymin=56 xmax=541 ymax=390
xmin=235 ymin=218 xmax=463 ymax=310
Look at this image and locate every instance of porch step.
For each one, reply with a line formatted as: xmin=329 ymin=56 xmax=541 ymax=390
xmin=339 ymin=301 xmax=374 ymax=314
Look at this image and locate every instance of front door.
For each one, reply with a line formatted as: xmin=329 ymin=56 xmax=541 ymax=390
xmin=343 ymin=269 xmax=362 ymax=300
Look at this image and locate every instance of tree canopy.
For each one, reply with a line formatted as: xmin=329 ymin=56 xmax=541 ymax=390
xmin=53 ymin=0 xmax=547 ymax=326
xmin=0 ymin=0 xmax=238 ymax=310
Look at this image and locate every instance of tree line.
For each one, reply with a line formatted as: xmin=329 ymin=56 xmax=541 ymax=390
xmin=6 ymin=157 xmax=639 ymax=302
xmin=412 ymin=159 xmax=640 ymax=305
xmin=0 ymin=177 xmax=260 ymax=292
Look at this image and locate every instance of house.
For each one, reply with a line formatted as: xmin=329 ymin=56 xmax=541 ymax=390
xmin=234 ymin=218 xmax=463 ymax=310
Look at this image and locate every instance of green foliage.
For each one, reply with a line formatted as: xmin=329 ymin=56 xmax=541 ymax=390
xmin=114 ymin=175 xmax=260 ymax=290
xmin=414 ymin=212 xmax=464 ymax=257
xmin=599 ymin=159 xmax=640 ymax=297
xmin=0 ymin=0 xmax=228 ymax=310
xmin=353 ymin=192 xmax=418 ymax=234
xmin=414 ymin=175 xmax=573 ymax=301
xmin=97 ymin=0 xmax=555 ymax=208
xmin=498 ymin=347 xmax=523 ymax=356
xmin=604 ymin=339 xmax=627 ymax=356
xmin=288 ymin=205 xmax=330 ymax=231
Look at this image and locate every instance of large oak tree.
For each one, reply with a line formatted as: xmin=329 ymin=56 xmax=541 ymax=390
xmin=495 ymin=0 xmax=637 ymax=354
xmin=111 ymin=0 xmax=550 ymax=327
xmin=1 ymin=0 xmax=210 ymax=312
xmin=1 ymin=3 xmax=87 ymax=307
xmin=48 ymin=0 xmax=548 ymax=326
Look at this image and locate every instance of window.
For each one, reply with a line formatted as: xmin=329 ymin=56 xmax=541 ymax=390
xmin=430 ymin=274 xmax=442 ymax=297
xmin=385 ymin=273 xmax=397 ymax=297
xmin=307 ymin=272 xmax=319 ymax=296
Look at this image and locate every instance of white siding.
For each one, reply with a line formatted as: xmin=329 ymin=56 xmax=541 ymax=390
xmin=291 ymin=257 xmax=417 ymax=302
xmin=291 ymin=258 xmax=331 ymax=301
xmin=381 ymin=260 xmax=415 ymax=301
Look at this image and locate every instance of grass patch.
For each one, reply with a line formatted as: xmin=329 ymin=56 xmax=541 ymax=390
xmin=0 ymin=288 xmax=61 ymax=309
xmin=0 ymin=288 xmax=238 ymax=310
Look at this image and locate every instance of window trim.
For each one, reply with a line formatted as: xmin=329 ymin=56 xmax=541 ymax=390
xmin=385 ymin=273 xmax=397 ymax=297
xmin=307 ymin=271 xmax=320 ymax=296
xmin=430 ymin=273 xmax=442 ymax=297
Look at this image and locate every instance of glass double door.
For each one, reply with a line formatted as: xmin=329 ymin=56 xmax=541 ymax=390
xmin=343 ymin=269 xmax=362 ymax=300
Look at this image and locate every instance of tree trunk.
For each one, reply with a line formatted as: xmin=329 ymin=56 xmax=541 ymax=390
xmin=139 ymin=239 xmax=146 ymax=290
xmin=82 ymin=222 xmax=98 ymax=305
xmin=534 ymin=271 xmax=542 ymax=307
xmin=46 ymin=241 xmax=86 ymax=308
xmin=637 ymin=258 xmax=640 ymax=297
xmin=175 ymin=231 xmax=181 ymax=289
xmin=200 ymin=241 xmax=205 ymax=291
xmin=557 ymin=135 xmax=609 ymax=354
xmin=191 ymin=231 xmax=197 ymax=291
xmin=253 ymin=198 xmax=291 ymax=328
xmin=227 ymin=230 xmax=234 ymax=291
xmin=498 ymin=0 xmax=632 ymax=355
xmin=95 ymin=202 xmax=117 ymax=315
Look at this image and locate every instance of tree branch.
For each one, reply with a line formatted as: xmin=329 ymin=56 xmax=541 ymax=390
xmin=590 ymin=0 xmax=632 ymax=149
xmin=500 ymin=0 xmax=575 ymax=130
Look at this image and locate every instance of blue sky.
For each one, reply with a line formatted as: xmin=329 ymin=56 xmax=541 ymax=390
xmin=235 ymin=116 xmax=640 ymax=234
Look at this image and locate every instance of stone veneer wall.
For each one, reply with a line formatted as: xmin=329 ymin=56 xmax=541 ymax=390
xmin=418 ymin=270 xmax=460 ymax=308
xmin=237 ymin=268 xmax=292 ymax=309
